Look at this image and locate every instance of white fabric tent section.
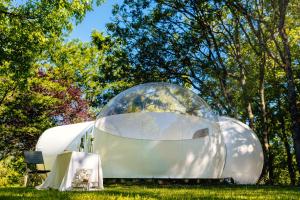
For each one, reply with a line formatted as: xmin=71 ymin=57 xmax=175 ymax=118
xmin=35 ymin=115 xmax=263 ymax=182
xmin=37 ymin=152 xmax=103 ymax=191
xmin=218 ymin=116 xmax=264 ymax=184
xmin=36 ymin=121 xmax=94 ymax=170
xmin=96 ymin=112 xmax=218 ymax=140
xmin=94 ymin=112 xmax=226 ymax=179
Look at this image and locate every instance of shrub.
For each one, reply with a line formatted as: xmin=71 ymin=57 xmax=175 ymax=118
xmin=0 ymin=156 xmax=26 ymax=186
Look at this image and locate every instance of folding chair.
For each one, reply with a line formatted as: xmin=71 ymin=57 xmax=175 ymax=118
xmin=23 ymin=151 xmax=50 ymax=187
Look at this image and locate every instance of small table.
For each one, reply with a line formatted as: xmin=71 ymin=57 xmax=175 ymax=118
xmin=37 ymin=151 xmax=103 ymax=191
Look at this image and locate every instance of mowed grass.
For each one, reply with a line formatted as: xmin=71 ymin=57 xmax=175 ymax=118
xmin=0 ymin=185 xmax=299 ymax=200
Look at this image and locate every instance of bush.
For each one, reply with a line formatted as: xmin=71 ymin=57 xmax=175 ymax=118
xmin=0 ymin=156 xmax=26 ymax=186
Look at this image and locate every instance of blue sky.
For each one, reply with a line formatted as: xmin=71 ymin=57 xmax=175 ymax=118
xmin=68 ymin=0 xmax=123 ymax=42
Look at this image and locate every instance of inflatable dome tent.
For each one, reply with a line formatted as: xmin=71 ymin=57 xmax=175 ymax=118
xmin=36 ymin=121 xmax=94 ymax=170
xmin=36 ymin=82 xmax=264 ymax=184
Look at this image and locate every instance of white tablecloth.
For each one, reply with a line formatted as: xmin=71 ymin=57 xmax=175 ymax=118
xmin=37 ymin=151 xmax=103 ymax=191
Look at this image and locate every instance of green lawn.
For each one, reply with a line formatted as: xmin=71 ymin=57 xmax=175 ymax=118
xmin=0 ymin=185 xmax=299 ymax=200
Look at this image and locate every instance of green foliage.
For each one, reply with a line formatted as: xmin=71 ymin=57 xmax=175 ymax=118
xmin=106 ymin=0 xmax=300 ymax=185
xmin=0 ymin=156 xmax=25 ymax=186
xmin=90 ymin=31 xmax=140 ymax=106
xmin=0 ymin=0 xmax=104 ymax=158
xmin=0 ymin=39 xmax=104 ymax=158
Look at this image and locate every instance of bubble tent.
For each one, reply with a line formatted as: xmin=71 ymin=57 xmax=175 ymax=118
xmin=36 ymin=82 xmax=264 ymax=184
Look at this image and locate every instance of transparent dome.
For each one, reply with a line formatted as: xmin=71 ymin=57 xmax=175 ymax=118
xmin=98 ymin=82 xmax=217 ymax=120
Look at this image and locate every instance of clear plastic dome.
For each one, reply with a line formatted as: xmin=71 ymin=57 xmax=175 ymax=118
xmin=98 ymin=82 xmax=217 ymax=121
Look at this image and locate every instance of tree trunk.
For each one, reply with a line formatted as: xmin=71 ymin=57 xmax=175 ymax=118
xmin=279 ymin=113 xmax=296 ymax=185
xmin=278 ymin=0 xmax=300 ymax=177
xmin=240 ymin=66 xmax=254 ymax=129
xmin=258 ymin=53 xmax=273 ymax=184
xmin=284 ymin=63 xmax=300 ymax=177
xmin=247 ymin=103 xmax=254 ymax=130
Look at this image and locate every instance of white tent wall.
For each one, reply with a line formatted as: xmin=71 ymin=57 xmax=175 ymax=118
xmin=35 ymin=121 xmax=94 ymax=170
xmin=94 ymin=112 xmax=226 ymax=178
xmin=35 ymin=115 xmax=263 ymax=182
xmin=218 ymin=117 xmax=264 ymax=184
xmin=36 ymin=113 xmax=263 ymax=184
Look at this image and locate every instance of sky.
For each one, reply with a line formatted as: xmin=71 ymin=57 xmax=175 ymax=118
xmin=68 ymin=0 xmax=123 ymax=42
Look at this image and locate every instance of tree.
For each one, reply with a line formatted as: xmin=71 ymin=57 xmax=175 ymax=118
xmin=226 ymin=0 xmax=300 ymax=183
xmin=0 ymin=0 xmax=104 ymax=157
xmin=0 ymin=40 xmax=102 ymax=157
xmin=107 ymin=0 xmax=300 ymax=184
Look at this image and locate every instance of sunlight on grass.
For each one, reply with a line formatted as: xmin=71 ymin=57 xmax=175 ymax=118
xmin=0 ymin=185 xmax=299 ymax=200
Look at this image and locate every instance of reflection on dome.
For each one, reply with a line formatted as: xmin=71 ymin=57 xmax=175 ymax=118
xmin=98 ymin=82 xmax=217 ymax=120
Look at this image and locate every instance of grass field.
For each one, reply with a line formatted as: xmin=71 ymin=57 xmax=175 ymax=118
xmin=0 ymin=185 xmax=299 ymax=200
